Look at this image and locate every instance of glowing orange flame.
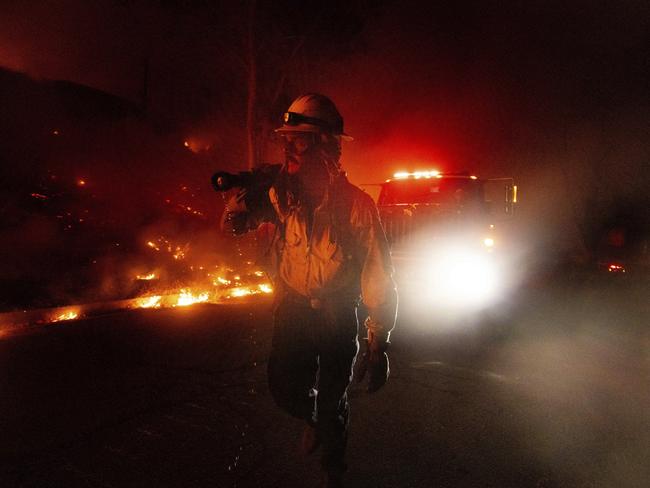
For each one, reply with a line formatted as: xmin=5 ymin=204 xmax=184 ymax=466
xmin=136 ymin=273 xmax=157 ymax=281
xmin=213 ymin=276 xmax=232 ymax=286
xmin=134 ymin=296 xmax=162 ymax=308
xmin=228 ymin=283 xmax=273 ymax=298
xmin=176 ymin=289 xmax=209 ymax=307
xmin=258 ymin=283 xmax=273 ymax=294
xmin=230 ymin=287 xmax=253 ymax=298
xmin=52 ymin=310 xmax=79 ymax=322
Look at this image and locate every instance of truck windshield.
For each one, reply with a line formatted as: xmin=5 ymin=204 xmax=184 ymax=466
xmin=378 ymin=178 xmax=483 ymax=207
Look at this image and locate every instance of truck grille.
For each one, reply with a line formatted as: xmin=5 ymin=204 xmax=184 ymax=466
xmin=379 ymin=205 xmax=441 ymax=246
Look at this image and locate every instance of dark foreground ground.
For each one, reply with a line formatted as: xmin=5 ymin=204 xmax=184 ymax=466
xmin=1 ymin=279 xmax=649 ymax=488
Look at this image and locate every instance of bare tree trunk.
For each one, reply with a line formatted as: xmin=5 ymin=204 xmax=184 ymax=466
xmin=246 ymin=0 xmax=257 ymax=170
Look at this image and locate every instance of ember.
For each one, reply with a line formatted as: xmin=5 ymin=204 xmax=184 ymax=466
xmin=145 ymin=237 xmax=189 ymax=260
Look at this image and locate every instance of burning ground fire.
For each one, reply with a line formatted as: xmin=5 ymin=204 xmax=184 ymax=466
xmin=128 ymin=267 xmax=274 ymax=314
xmin=0 ymin=276 xmax=273 ymax=332
xmin=130 ymin=235 xmax=275 ymax=311
xmin=0 ymin=236 xmax=274 ymax=332
xmin=129 ymin=272 xmax=274 ymax=310
xmin=0 ymin=179 xmax=277 ymax=333
xmin=51 ymin=310 xmax=80 ymax=322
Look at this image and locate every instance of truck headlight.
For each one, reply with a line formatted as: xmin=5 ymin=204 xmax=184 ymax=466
xmin=422 ymin=247 xmax=501 ymax=308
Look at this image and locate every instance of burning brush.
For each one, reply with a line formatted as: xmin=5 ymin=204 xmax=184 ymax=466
xmin=133 ymin=234 xmax=275 ymax=310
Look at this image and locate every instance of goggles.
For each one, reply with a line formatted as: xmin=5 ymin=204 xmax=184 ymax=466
xmin=282 ymin=111 xmax=342 ymax=133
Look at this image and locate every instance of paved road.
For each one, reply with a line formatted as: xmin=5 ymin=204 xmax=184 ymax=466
xmin=1 ymin=282 xmax=649 ymax=487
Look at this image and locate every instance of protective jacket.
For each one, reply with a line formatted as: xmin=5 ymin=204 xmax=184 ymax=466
xmin=224 ymin=169 xmax=397 ymax=341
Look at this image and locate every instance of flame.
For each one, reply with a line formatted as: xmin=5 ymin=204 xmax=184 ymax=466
xmin=176 ymin=289 xmax=209 ymax=306
xmin=7 ymin=270 xmax=275 ymax=330
xmin=52 ymin=310 xmax=79 ymax=322
xmin=6 ymin=238 xmax=279 ymax=327
xmin=228 ymin=283 xmax=273 ymax=297
xmin=136 ymin=273 xmax=157 ymax=280
xmin=134 ymin=296 xmax=162 ymax=308
xmin=230 ymin=287 xmax=253 ymax=297
xmin=258 ymin=283 xmax=273 ymax=294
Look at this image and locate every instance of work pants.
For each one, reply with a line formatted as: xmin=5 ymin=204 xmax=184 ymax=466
xmin=267 ymin=292 xmax=359 ymax=473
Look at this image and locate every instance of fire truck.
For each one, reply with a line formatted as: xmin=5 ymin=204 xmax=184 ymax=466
xmin=374 ymin=170 xmax=517 ymax=311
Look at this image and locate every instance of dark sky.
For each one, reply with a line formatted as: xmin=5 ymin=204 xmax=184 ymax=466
xmin=1 ymin=0 xmax=649 ymax=249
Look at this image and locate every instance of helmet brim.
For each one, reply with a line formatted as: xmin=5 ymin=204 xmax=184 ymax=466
xmin=274 ymin=124 xmax=353 ymax=141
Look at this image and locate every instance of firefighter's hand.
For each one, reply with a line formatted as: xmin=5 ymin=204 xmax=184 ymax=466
xmin=356 ymin=337 xmax=390 ymax=394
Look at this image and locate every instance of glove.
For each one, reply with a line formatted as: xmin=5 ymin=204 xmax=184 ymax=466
xmin=356 ymin=329 xmax=390 ymax=393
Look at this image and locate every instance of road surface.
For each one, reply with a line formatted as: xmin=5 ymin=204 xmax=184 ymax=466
xmin=1 ymin=280 xmax=649 ymax=487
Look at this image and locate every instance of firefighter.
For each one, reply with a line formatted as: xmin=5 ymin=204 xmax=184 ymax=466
xmin=222 ymin=93 xmax=397 ymax=487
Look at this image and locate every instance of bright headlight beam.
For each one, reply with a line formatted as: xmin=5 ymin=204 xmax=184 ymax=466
xmin=412 ymin=246 xmax=502 ymax=310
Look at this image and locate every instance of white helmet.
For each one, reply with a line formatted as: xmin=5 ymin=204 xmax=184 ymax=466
xmin=275 ymin=93 xmax=352 ymax=140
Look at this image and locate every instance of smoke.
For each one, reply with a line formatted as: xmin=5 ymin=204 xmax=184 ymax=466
xmin=490 ymin=281 xmax=650 ymax=486
xmin=398 ymin=275 xmax=650 ymax=486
